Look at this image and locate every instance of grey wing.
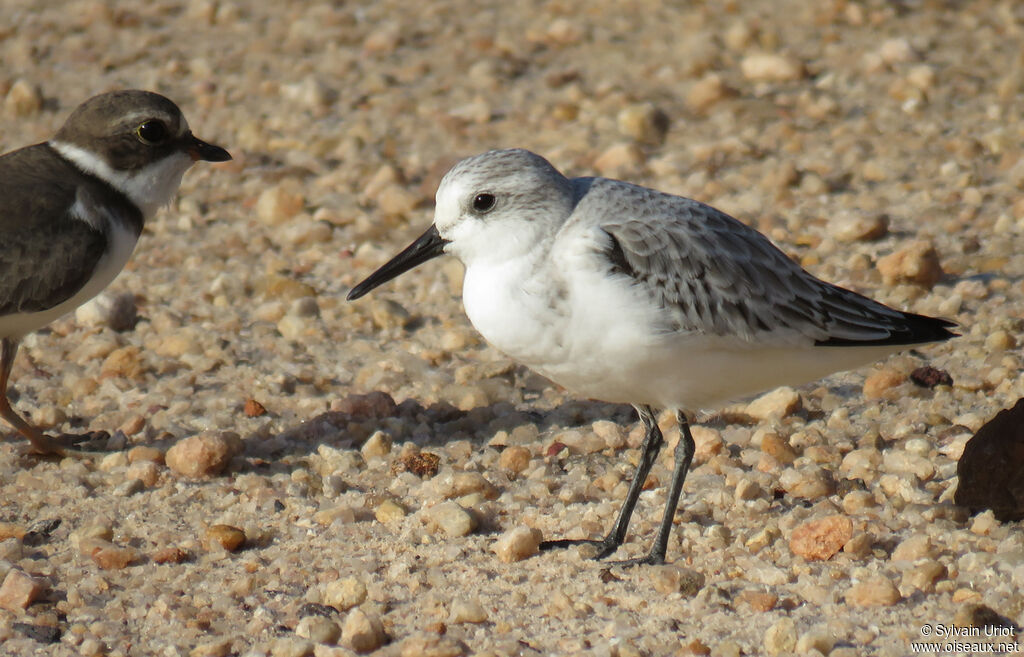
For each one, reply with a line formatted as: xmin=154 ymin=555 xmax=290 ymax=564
xmin=0 ymin=162 xmax=107 ymax=315
xmin=588 ymin=183 xmax=954 ymax=345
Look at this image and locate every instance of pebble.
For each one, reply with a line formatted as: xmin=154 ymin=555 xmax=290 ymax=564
xmin=497 ymin=446 xmax=532 ymax=473
xmin=423 ymin=501 xmax=477 ymax=538
xmin=399 ymin=633 xmax=467 ymax=657
xmin=831 ymin=212 xmax=889 ymax=242
xmin=0 ymin=569 xmax=45 ymax=611
xmin=778 ymin=466 xmax=835 ymax=499
xmin=257 ymin=183 xmax=305 ymax=225
xmin=617 ymin=103 xmax=669 ymax=145
xmin=152 ymin=547 xmax=189 ymax=564
xmin=90 ymin=542 xmax=140 ymax=569
xmin=295 ymin=616 xmax=341 ymax=644
xmin=686 ymin=73 xmax=732 ymax=113
xmin=204 ymin=525 xmax=246 ymax=552
xmin=271 ymin=638 xmax=314 ymax=657
xmin=166 ymin=432 xmax=241 ymax=478
xmin=877 ymin=240 xmax=944 ymax=288
xmin=744 ymin=387 xmax=801 ymax=420
xmin=5 ymin=79 xmax=42 ymax=116
xmin=649 ymin=565 xmax=704 ymax=596
xmin=902 ymin=561 xmax=946 ymax=592
xmin=795 ymin=630 xmax=834 ymax=655
xmin=375 ymin=499 xmax=406 ymax=523
xmin=593 ymin=143 xmax=644 ymax=177
xmin=492 ymin=526 xmax=542 ymax=563
xmin=433 ymin=472 xmax=499 ymax=500
xmin=448 ymin=599 xmax=487 ymax=624
xmin=842 ymin=490 xmax=876 ymax=514
xmin=75 ymin=291 xmax=138 ymax=331
xmin=862 ymin=368 xmax=906 ymax=399
xmin=735 ymin=590 xmax=777 ymax=612
xmin=846 ymin=577 xmax=901 ymax=606
xmin=740 ymin=53 xmax=805 ymax=82
xmin=691 ymin=426 xmax=725 ymax=463
xmin=191 ymin=639 xmax=234 ymax=657
xmin=323 ymin=578 xmax=367 ymax=612
xmin=789 ymin=515 xmax=853 ymax=561
xmin=340 ymin=608 xmax=386 ymax=653
xmin=759 ymin=431 xmax=797 ymax=464
xmin=360 ymin=430 xmax=393 ymax=459
xmin=763 ymin=617 xmax=797 ymax=655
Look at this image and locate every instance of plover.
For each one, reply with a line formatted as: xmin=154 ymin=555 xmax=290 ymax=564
xmin=348 ymin=148 xmax=956 ymax=565
xmin=1 ymin=90 xmax=230 ymax=456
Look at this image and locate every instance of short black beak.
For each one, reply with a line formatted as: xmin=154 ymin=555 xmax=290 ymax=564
xmin=188 ymin=134 xmax=232 ymax=162
xmin=347 ymin=224 xmax=449 ymax=301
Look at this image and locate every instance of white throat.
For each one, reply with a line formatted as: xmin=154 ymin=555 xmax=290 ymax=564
xmin=50 ymin=140 xmax=194 ymax=218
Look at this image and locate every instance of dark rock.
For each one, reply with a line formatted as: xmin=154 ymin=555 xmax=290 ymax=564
xmin=910 ymin=366 xmax=953 ymax=388
xmin=13 ymin=622 xmax=61 ymax=643
xmin=954 ymin=399 xmax=1024 ymax=521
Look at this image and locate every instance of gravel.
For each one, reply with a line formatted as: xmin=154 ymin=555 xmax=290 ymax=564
xmin=3 ymin=1 xmax=1024 ymax=655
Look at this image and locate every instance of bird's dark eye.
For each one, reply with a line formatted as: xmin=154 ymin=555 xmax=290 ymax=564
xmin=136 ymin=120 xmax=169 ymax=145
xmin=472 ymin=193 xmax=496 ymax=213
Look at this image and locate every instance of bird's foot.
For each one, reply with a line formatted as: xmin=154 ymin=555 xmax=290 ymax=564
xmin=24 ymin=430 xmax=119 ymax=458
xmin=539 ymin=537 xmax=622 ymax=561
xmin=603 ymin=551 xmax=666 ymax=568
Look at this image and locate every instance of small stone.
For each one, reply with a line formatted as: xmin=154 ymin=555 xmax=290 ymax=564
xmin=400 ymin=633 xmax=467 ymax=657
xmin=101 ymin=345 xmax=144 ymax=379
xmin=891 ymin=534 xmax=933 ymax=561
xmin=332 ymin=391 xmax=397 ymax=419
xmin=75 ymin=291 xmax=138 ymax=331
xmin=740 ymin=53 xmax=805 ymax=82
xmin=877 ymin=240 xmax=944 ymax=288
xmin=846 ymin=577 xmax=901 ymax=606
xmin=152 ymin=547 xmax=188 ymax=564
xmin=257 ymin=183 xmax=304 ymax=225
xmin=955 ymin=399 xmax=1024 ymax=521
xmin=985 ymin=330 xmax=1016 ymax=352
xmin=778 ymin=466 xmax=835 ymax=499
xmin=498 ymin=446 xmax=531 ymax=473
xmin=271 ymin=638 xmax=314 ymax=657
xmin=448 ymin=599 xmax=487 ymax=624
xmin=795 ymin=630 xmax=834 ymax=655
xmin=902 ymin=561 xmax=946 ymax=592
xmin=593 ymin=143 xmax=644 ymax=177
xmin=204 ymin=525 xmax=246 ymax=552
xmin=396 ymin=451 xmax=441 ymax=478
xmin=686 ymin=73 xmax=732 ymax=113
xmin=592 ymin=420 xmax=626 ymax=449
xmin=435 ymin=472 xmax=499 ymax=500
xmin=863 ymin=368 xmax=906 ymax=399
xmin=295 ymin=615 xmax=341 ymax=644
xmin=361 ymin=431 xmax=393 ymax=459
xmin=244 ymin=399 xmax=267 ymax=417
xmin=90 ymin=543 xmax=140 ymax=570
xmin=649 ymin=565 xmax=704 ymax=596
xmin=831 ymin=212 xmax=889 ymax=242
xmin=341 ymin=608 xmax=385 ymax=653
xmin=190 ymin=638 xmax=233 ymax=657
xmin=842 ymin=490 xmax=876 ymax=514
xmin=910 ymin=366 xmax=953 ymax=388
xmin=879 ymin=38 xmax=917 ymax=64
xmin=736 ymin=590 xmax=778 ymax=612
xmin=691 ymin=426 xmax=724 ymax=463
xmin=790 ymin=515 xmax=853 ymax=561
xmin=759 ymin=432 xmax=797 ymax=464
xmin=128 ymin=445 xmax=164 ymax=463
xmin=617 ymin=103 xmax=669 ymax=145
xmin=375 ymin=499 xmax=406 ymax=523
xmin=323 ymin=578 xmax=367 ymax=612
xmin=0 ymin=569 xmax=45 ymax=611
xmin=492 ymin=526 xmax=542 ymax=563
xmin=166 ymin=432 xmax=241 ymax=478
xmin=764 ymin=617 xmax=797 ymax=655
xmin=5 ymin=79 xmax=43 ymax=117
xmin=970 ymin=511 xmax=1000 ymax=535
xmin=99 ymin=451 xmax=129 ymax=471
xmin=745 ymin=387 xmax=801 ymax=420
xmin=423 ymin=501 xmax=477 ymax=538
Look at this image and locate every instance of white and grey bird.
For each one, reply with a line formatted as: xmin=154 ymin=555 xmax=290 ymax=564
xmin=0 ymin=89 xmax=231 ymax=457
xmin=348 ymin=148 xmax=956 ymax=565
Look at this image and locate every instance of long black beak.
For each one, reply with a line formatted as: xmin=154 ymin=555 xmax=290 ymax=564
xmin=188 ymin=134 xmax=232 ymax=162
xmin=347 ymin=224 xmax=449 ymax=300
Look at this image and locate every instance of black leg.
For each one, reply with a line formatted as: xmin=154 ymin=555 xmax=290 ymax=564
xmin=612 ymin=410 xmax=695 ymax=566
xmin=540 ymin=404 xmax=665 ymax=560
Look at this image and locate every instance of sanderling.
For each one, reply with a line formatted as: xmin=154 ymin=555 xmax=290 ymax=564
xmin=348 ymin=148 xmax=956 ymax=565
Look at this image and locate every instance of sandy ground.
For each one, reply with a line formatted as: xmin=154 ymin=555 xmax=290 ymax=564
xmin=2 ymin=1 xmax=1024 ymax=655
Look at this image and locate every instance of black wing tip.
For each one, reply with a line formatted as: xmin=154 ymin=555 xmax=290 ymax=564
xmin=816 ymin=313 xmax=958 ymax=347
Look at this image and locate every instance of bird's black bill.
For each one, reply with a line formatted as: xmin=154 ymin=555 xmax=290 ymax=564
xmin=188 ymin=135 xmax=232 ymax=162
xmin=347 ymin=224 xmax=448 ymax=301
